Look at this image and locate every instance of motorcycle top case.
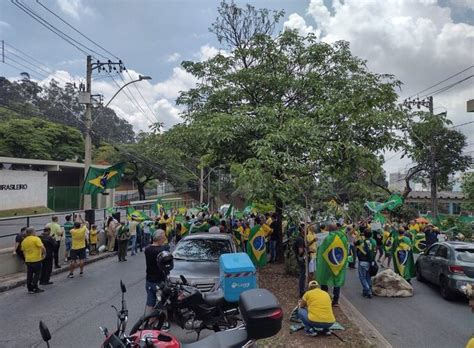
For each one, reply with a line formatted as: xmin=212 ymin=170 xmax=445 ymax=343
xmin=239 ymin=288 xmax=282 ymax=340
xmin=219 ymin=253 xmax=256 ymax=302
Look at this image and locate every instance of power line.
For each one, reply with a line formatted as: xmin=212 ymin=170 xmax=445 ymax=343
xmin=4 ymin=41 xmax=52 ymax=73
xmin=451 ymin=121 xmax=474 ymax=128
xmin=408 ymin=65 xmax=474 ymax=99
xmin=36 ymin=0 xmax=120 ymax=60
xmin=124 ymin=70 xmax=159 ymax=123
xmin=4 ymin=55 xmax=50 ymax=79
xmin=422 ymin=75 xmax=474 ymax=99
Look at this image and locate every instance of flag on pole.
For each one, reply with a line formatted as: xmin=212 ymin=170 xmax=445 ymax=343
xmin=224 ymin=204 xmax=234 ymax=218
xmin=316 ymin=228 xmax=349 ymax=287
xmin=365 ymin=194 xmax=404 ymax=213
xmin=126 ymin=207 xmax=150 ymax=221
xmin=106 ymin=207 xmax=116 ymax=215
xmin=247 ymin=224 xmax=267 ymax=267
xmin=392 ymin=235 xmax=415 ymax=280
xmin=151 ymin=198 xmax=163 ymax=216
xmin=82 ymin=163 xmax=125 ymax=194
xmin=413 ymin=233 xmax=427 ymax=254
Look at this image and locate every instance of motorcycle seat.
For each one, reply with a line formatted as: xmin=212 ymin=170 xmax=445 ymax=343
xmin=202 ymin=288 xmax=225 ymax=306
xmin=181 ymin=329 xmax=249 ymax=348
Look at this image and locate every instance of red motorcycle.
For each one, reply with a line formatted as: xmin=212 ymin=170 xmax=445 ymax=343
xmin=39 ymin=280 xmax=282 ymax=348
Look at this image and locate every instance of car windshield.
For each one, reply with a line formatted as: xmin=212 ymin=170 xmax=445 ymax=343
xmin=456 ymin=249 xmax=474 ymax=263
xmin=173 ymin=239 xmax=231 ymax=261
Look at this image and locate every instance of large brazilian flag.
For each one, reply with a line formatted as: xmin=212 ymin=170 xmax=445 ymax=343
xmin=82 ymin=163 xmax=125 ymax=194
xmin=126 ymin=207 xmax=151 ymax=221
xmin=247 ymin=224 xmax=267 ymax=267
xmin=392 ymin=235 xmax=415 ymax=280
xmin=413 ymin=233 xmax=427 ymax=254
xmin=316 ymin=229 xmax=348 ymax=287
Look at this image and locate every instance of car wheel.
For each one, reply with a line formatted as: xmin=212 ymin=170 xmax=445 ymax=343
xmin=415 ymin=264 xmax=424 ymax=282
xmin=439 ymin=276 xmax=455 ymax=300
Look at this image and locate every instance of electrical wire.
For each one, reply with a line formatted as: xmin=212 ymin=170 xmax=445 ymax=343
xmin=124 ymin=70 xmax=159 ymax=122
xmin=4 ymin=41 xmax=52 ymax=72
xmin=421 ymin=75 xmax=474 ymax=99
xmin=408 ymin=65 xmax=474 ymax=99
xmin=451 ymin=121 xmax=474 ymax=128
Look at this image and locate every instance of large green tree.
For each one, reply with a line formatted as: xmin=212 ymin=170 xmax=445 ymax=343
xmin=461 ymin=172 xmax=474 ymax=212
xmin=176 ymin=1 xmax=407 ymax=257
xmin=404 ymin=112 xmax=471 ymax=217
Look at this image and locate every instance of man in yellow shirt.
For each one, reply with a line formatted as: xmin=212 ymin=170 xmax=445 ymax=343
xmin=46 ymin=216 xmax=63 ymax=269
xmin=68 ymin=220 xmax=87 ymax=278
xmin=21 ymin=227 xmax=46 ymax=294
xmin=298 ymin=280 xmax=335 ymax=336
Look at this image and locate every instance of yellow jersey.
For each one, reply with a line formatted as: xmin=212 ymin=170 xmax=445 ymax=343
xmin=307 ymin=231 xmax=317 ymax=258
xmin=71 ymin=226 xmax=86 ymax=250
xmin=303 ymin=288 xmax=335 ymax=323
xmin=89 ymin=228 xmax=98 ymax=244
xmin=21 ymin=236 xmax=44 ymax=262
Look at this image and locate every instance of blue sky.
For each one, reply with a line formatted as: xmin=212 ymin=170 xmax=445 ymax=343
xmin=0 ymin=0 xmax=473 ymax=175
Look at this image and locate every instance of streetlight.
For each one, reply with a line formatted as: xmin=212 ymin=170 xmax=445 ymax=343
xmin=105 ymin=75 xmax=152 ymax=108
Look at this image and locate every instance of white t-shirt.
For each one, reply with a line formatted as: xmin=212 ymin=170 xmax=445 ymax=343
xmin=129 ymin=220 xmax=139 ymax=236
xmin=209 ymin=226 xmax=220 ymax=234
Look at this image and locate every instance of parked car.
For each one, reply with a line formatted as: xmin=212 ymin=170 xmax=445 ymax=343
xmin=169 ymin=233 xmax=237 ymax=292
xmin=415 ymin=241 xmax=474 ymax=300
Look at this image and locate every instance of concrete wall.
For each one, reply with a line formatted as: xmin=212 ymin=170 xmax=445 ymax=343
xmin=0 ymin=170 xmax=48 ymax=210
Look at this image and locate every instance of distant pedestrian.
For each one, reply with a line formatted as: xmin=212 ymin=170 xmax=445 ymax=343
xmin=373 ymin=229 xmax=384 ymax=263
xmin=68 ymin=217 xmax=87 ymax=278
xmin=355 ymin=230 xmax=376 ymax=298
xmin=208 ymin=220 xmax=220 ymax=233
xmin=106 ymin=216 xmax=117 ymax=252
xmin=117 ymin=222 xmax=130 ymax=262
xmin=129 ymin=217 xmax=140 ymax=256
xmin=21 ymin=227 xmax=45 ymax=294
xmin=89 ymin=224 xmax=98 ymax=255
xmin=46 ymin=216 xmax=63 ymax=269
xmin=294 ymin=225 xmax=306 ymax=298
xmin=269 ymin=215 xmax=279 ymax=263
xmin=39 ymin=226 xmax=56 ymax=285
xmin=424 ymin=224 xmax=437 ymax=248
xmin=220 ymin=220 xmax=227 ymax=233
xmin=63 ymin=215 xmax=74 ymax=262
xmin=12 ymin=227 xmax=27 ymax=261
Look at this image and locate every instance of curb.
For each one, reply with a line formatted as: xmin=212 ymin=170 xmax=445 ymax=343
xmin=0 ymin=251 xmax=117 ymax=293
xmin=339 ymin=295 xmax=392 ymax=348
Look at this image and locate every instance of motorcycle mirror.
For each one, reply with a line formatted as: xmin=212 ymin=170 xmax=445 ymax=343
xmin=120 ymin=280 xmax=126 ymax=293
xmin=180 ymin=275 xmax=188 ymax=285
xmin=39 ymin=321 xmax=51 ymax=342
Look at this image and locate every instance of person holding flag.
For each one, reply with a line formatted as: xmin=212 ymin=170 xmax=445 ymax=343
xmin=392 ymin=227 xmax=415 ymax=283
xmin=381 ymin=225 xmax=393 ymax=268
xmin=246 ymin=217 xmax=267 ymax=268
xmin=316 ymin=224 xmax=349 ymax=307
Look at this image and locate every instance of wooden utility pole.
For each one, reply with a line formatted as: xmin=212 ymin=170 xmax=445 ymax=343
xmin=83 ymin=55 xmax=93 ymax=209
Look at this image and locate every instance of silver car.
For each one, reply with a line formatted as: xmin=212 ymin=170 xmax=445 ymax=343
xmin=415 ymin=241 xmax=474 ymax=300
xmin=169 ymin=233 xmax=237 ymax=292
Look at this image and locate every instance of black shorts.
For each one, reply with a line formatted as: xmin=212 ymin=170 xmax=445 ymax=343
xmin=70 ymin=248 xmax=86 ymax=260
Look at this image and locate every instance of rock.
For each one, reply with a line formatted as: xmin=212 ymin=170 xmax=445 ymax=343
xmin=372 ymin=269 xmax=413 ymax=297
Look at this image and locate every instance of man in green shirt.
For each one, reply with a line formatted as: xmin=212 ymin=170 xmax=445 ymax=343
xmin=46 ymin=216 xmax=63 ymax=269
xmin=355 ymin=229 xmax=376 ymax=298
xmin=63 ymin=215 xmax=74 ymax=262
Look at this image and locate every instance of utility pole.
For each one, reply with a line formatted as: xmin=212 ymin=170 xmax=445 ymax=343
xmin=83 ymin=55 xmax=93 ymax=210
xmin=200 ymin=167 xmax=204 ymax=204
xmin=1 ymin=40 xmax=4 ymax=63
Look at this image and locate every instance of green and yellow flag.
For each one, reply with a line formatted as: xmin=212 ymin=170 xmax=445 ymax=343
xmin=151 ymin=198 xmax=163 ymax=216
xmin=82 ymin=163 xmax=125 ymax=194
xmin=224 ymin=204 xmax=234 ymax=218
xmin=392 ymin=235 xmax=415 ymax=280
xmin=316 ymin=229 xmax=348 ymax=287
xmin=247 ymin=224 xmax=267 ymax=267
xmin=126 ymin=207 xmax=150 ymax=221
xmin=413 ymin=233 xmax=427 ymax=254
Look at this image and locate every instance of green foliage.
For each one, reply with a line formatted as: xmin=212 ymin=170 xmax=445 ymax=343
xmin=0 ymin=115 xmax=83 ymax=161
xmin=461 ymin=172 xmax=474 ymax=211
xmin=391 ymin=204 xmax=419 ymax=221
xmin=177 ymin=2 xmax=407 ymax=210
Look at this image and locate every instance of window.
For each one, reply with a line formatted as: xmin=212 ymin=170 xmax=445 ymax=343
xmin=427 ymin=245 xmax=439 ymax=256
xmin=452 ymin=203 xmax=461 ymax=215
xmin=435 ymin=245 xmax=448 ymax=259
xmin=173 ymin=238 xmax=231 ymax=261
xmin=456 ymin=249 xmax=474 ymax=263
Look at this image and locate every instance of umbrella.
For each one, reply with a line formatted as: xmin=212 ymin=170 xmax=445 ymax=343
xmin=415 ymin=217 xmax=429 ymax=224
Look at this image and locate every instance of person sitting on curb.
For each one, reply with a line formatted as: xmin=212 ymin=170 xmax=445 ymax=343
xmin=298 ymin=280 xmax=336 ymax=336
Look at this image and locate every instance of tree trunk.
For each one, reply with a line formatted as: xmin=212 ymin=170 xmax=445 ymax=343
xmin=275 ymin=196 xmax=284 ymax=262
xmin=137 ymin=182 xmax=146 ymax=200
xmin=430 ymin=174 xmax=438 ymax=218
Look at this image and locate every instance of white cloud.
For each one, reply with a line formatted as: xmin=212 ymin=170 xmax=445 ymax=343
xmin=197 ymin=44 xmax=229 ymax=60
xmin=56 ymin=0 xmax=92 ymax=19
xmin=0 ymin=20 xmax=10 ymax=28
xmin=283 ymin=13 xmax=316 ymax=36
xmin=153 ymin=66 xmax=197 ymax=100
xmin=450 ymin=0 xmax=474 ymax=9
xmin=167 ymin=52 xmax=181 ymax=63
xmin=152 ymin=98 xmax=183 ymax=129
xmin=289 ymin=0 xmax=474 ymax=175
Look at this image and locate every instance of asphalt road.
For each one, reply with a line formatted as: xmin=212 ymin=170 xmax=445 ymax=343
xmin=0 ymin=253 xmax=211 ymax=348
xmin=342 ymin=264 xmax=472 ymax=348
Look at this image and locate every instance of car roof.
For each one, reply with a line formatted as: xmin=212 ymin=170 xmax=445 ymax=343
xmin=181 ymin=233 xmax=234 ymax=241
xmin=442 ymin=241 xmax=474 ymax=249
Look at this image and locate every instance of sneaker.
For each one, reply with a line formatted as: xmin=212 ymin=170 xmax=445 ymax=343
xmin=332 ymin=302 xmax=339 ymax=307
xmin=305 ymin=329 xmax=318 ymax=336
xmin=79 ymin=272 xmax=83 ymax=277
xmin=33 ymin=288 xmax=45 ymax=293
xmin=367 ymin=294 xmax=373 ymax=299
xmin=67 ymin=273 xmax=74 ymax=278
xmin=324 ymin=330 xmax=332 ymax=336
xmin=28 ymin=290 xmax=35 ymax=294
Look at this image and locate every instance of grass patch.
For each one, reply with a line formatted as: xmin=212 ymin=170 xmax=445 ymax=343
xmin=0 ymin=206 xmax=53 ymax=218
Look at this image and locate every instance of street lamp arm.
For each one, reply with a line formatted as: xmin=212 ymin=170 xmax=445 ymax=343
xmin=104 ymin=75 xmax=151 ymax=108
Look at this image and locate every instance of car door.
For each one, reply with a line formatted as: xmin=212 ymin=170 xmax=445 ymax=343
xmin=433 ymin=245 xmax=449 ymax=285
xmin=422 ymin=244 xmax=439 ymax=282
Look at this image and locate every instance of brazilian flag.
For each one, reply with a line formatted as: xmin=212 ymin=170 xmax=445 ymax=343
xmin=126 ymin=207 xmax=150 ymax=221
xmin=82 ymin=163 xmax=125 ymax=194
xmin=247 ymin=224 xmax=267 ymax=267
xmin=233 ymin=228 xmax=242 ymax=247
xmin=224 ymin=204 xmax=234 ymax=218
xmin=180 ymin=222 xmax=191 ymax=237
xmin=413 ymin=233 xmax=427 ymax=254
xmin=392 ymin=235 xmax=415 ymax=280
xmin=151 ymin=198 xmax=164 ymax=216
xmin=383 ymin=232 xmax=393 ymax=255
xmin=316 ymin=229 xmax=348 ymax=287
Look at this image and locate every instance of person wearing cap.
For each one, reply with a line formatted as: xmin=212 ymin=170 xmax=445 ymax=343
xmin=298 ymin=280 xmax=335 ymax=336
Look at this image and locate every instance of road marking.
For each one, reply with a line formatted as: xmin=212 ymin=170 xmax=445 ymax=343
xmin=340 ymin=295 xmax=392 ymax=348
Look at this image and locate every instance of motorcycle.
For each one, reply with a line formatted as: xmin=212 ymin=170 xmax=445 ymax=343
xmin=38 ymin=280 xmax=283 ymax=348
xmin=129 ymin=275 xmax=240 ymax=338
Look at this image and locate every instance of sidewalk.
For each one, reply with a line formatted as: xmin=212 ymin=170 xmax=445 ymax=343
xmin=0 ymin=251 xmax=117 ymax=292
